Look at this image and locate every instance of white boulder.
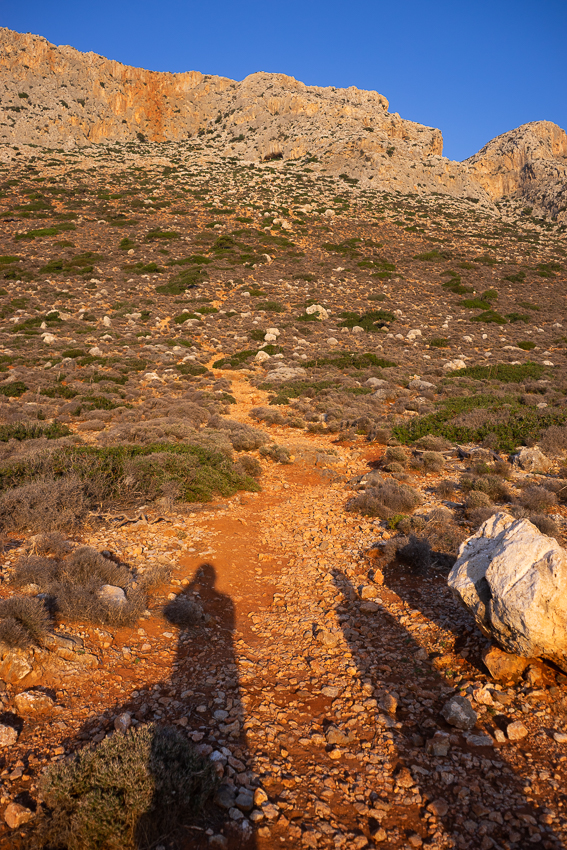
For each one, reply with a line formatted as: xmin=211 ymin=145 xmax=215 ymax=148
xmin=449 ymin=512 xmax=567 ymax=670
xmin=305 ymin=304 xmax=329 ymax=320
xmin=442 ymin=359 xmax=466 ymax=372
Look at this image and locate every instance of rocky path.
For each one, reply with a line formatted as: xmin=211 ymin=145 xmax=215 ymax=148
xmin=143 ymin=371 xmax=565 ymax=850
xmin=1 ymin=369 xmax=566 ymax=850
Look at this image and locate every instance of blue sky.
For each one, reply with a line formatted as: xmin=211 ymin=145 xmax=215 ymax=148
xmin=2 ymin=0 xmax=565 ymax=161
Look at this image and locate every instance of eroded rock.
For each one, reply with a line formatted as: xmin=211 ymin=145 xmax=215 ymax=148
xmin=449 ymin=512 xmax=567 ymax=671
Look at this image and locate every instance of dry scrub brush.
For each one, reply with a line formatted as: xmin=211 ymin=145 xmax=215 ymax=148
xmin=13 ymin=547 xmax=150 ymax=627
xmin=346 ymin=479 xmax=422 ymax=519
xmin=0 ymin=595 xmax=50 ymax=649
xmin=31 ymin=724 xmax=217 ymax=850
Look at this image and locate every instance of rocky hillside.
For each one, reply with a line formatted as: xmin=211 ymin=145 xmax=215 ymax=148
xmin=1 ymin=27 xmax=566 ymax=221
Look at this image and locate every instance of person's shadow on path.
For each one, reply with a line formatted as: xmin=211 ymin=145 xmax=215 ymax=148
xmin=74 ymin=562 xmax=258 ymax=850
xmin=331 ymin=568 xmax=560 ymax=850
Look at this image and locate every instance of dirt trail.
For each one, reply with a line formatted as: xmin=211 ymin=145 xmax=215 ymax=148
xmin=1 ymin=370 xmax=562 ymax=850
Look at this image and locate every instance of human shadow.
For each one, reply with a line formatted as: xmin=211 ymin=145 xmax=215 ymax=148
xmin=61 ymin=562 xmax=258 ymax=850
xmin=331 ymin=568 xmax=561 ymax=850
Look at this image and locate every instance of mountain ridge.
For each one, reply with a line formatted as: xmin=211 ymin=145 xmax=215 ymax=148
xmin=1 ymin=27 xmax=566 ymax=221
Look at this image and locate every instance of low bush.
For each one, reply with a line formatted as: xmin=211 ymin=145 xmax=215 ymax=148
xmin=346 ymin=479 xmax=422 ymax=519
xmin=412 ymin=450 xmax=445 ymax=473
xmin=33 ymin=724 xmax=217 ymax=850
xmin=461 ymin=474 xmax=510 ymax=502
xmin=260 ymin=444 xmax=292 ymax=464
xmin=0 ymin=595 xmax=50 ymax=648
xmin=517 ymin=485 xmax=557 ymax=513
xmin=0 ymin=475 xmax=87 ymax=533
xmin=14 ymin=547 xmax=145 ymax=627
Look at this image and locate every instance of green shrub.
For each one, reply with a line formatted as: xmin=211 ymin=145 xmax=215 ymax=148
xmin=393 ymin=393 xmax=567 ymax=453
xmin=471 ymin=310 xmax=507 ymax=324
xmin=338 ymin=310 xmax=395 ymax=331
xmin=256 ymin=301 xmax=285 ymax=312
xmin=0 ymin=421 xmax=70 ymax=441
xmin=144 ymin=229 xmax=180 ymax=240
xmin=429 ymin=338 xmax=449 ymax=348
xmin=451 ymin=362 xmax=544 ymax=382
xmin=518 ymin=340 xmax=536 ymax=351
xmin=34 ymin=724 xmax=217 ymax=850
xmin=0 ymin=381 xmax=27 ymax=397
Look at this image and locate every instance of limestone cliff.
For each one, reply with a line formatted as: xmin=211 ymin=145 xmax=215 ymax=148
xmin=1 ymin=27 xmax=565 ymax=219
xmin=465 ymin=121 xmax=567 ymax=220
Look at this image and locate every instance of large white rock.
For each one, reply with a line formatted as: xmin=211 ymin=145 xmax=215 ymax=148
xmin=305 ymin=304 xmax=329 ymax=320
xmin=449 ymin=512 xmax=567 ymax=670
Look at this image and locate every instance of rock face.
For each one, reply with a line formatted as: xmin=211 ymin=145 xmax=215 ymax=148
xmin=449 ymin=513 xmax=567 ymax=671
xmin=465 ymin=121 xmax=567 ymax=222
xmin=1 ymin=27 xmax=564 ymax=215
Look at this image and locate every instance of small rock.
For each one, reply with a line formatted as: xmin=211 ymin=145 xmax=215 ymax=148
xmin=4 ymin=802 xmax=33 ymax=829
xmin=253 ymin=787 xmax=268 ymax=806
xmin=473 ymin=686 xmax=494 ymax=706
xmin=441 ymin=695 xmax=477 ymax=730
xmin=507 ymin=721 xmax=529 ymax=741
xmin=113 ymin=712 xmax=131 ymax=734
xmin=426 ymin=731 xmax=450 ymax=757
xmin=553 ymin=731 xmax=567 ymax=744
xmin=360 ymin=585 xmax=379 ymax=600
xmin=305 ymin=304 xmax=328 ymax=320
xmin=235 ymin=789 xmax=254 ymax=812
xmin=0 ymin=725 xmax=18 ymax=746
xmin=427 ymin=798 xmax=449 ymax=817
xmin=517 ymin=446 xmax=552 ymax=473
xmin=214 ymin=784 xmax=236 ymax=810
xmin=464 ymin=732 xmax=494 ymax=747
xmin=443 ymin=358 xmax=466 ymax=372
xmin=379 ymin=692 xmax=398 ymax=714
xmin=208 ymin=835 xmax=228 ymax=849
xmin=325 ymin=727 xmax=352 ymax=746
xmin=494 ymin=729 xmax=506 ymax=743
xmin=482 ymin=646 xmax=530 ymax=683
xmin=316 ymin=629 xmax=339 ymax=648
xmin=321 ymin=686 xmax=340 ymax=698
xmin=13 ymin=691 xmax=55 ymax=715
xmin=98 ymin=585 xmax=127 ymax=606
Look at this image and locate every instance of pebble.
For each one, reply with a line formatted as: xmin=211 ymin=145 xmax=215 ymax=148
xmin=507 ymin=720 xmax=529 ymax=741
xmin=440 ymin=696 xmax=478 ymax=730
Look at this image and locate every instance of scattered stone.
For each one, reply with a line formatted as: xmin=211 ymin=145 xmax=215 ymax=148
xmin=516 ymin=446 xmax=552 ymax=473
xmin=98 ymin=585 xmax=127 ymax=606
xmin=443 ymin=359 xmax=466 ymax=372
xmin=235 ymin=789 xmax=254 ymax=812
xmin=0 ymin=725 xmax=18 ymax=747
xmin=482 ymin=645 xmax=530 ymax=683
xmin=214 ymin=784 xmax=236 ymax=810
xmin=379 ymin=692 xmax=398 ymax=714
xmin=113 ymin=712 xmax=132 ymax=733
xmin=507 ymin=721 xmax=529 ymax=741
xmin=13 ymin=690 xmax=55 ymax=715
xmin=4 ymin=802 xmax=33 ymax=829
xmin=253 ymin=787 xmax=268 ymax=806
xmin=427 ymin=798 xmax=449 ymax=817
xmin=553 ymin=731 xmax=567 ymax=744
xmin=464 ymin=732 xmax=494 ymax=747
xmin=426 ymin=731 xmax=450 ymax=756
xmin=440 ymin=695 xmax=478 ymax=730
